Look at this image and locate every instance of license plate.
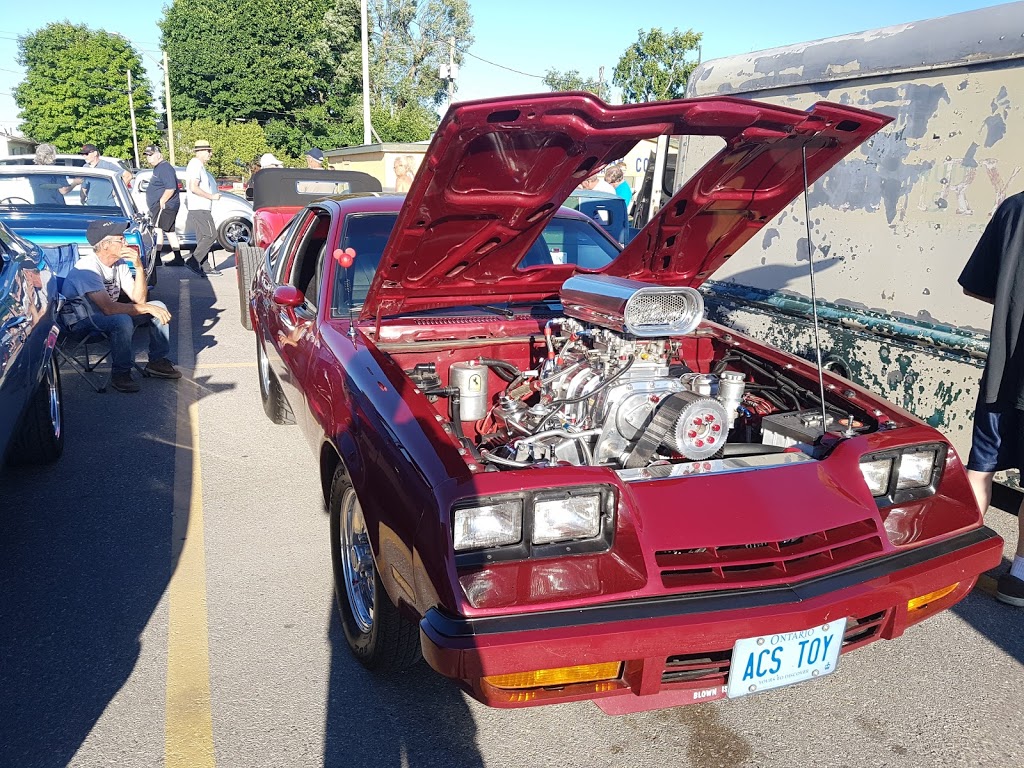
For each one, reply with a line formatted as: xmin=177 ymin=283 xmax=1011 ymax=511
xmin=726 ymin=618 xmax=847 ymax=699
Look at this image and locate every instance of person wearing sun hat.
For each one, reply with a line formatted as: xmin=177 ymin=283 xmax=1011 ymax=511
xmin=259 ymin=152 xmax=284 ymax=169
xmin=184 ymin=139 xmax=222 ymax=277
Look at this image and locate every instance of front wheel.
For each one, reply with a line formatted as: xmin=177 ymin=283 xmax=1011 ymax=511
xmin=7 ymin=355 xmax=64 ymax=465
xmin=329 ymin=466 xmax=421 ymax=671
xmin=218 ymin=217 xmax=252 ymax=251
xmin=255 ymin=334 xmax=292 ymax=425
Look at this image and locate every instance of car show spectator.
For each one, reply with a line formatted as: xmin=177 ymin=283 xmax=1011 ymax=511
xmin=71 ymin=144 xmax=133 ymax=207
xmin=29 ymin=143 xmax=71 ymax=204
xmin=259 ymin=153 xmax=284 ymax=169
xmin=394 ymin=156 xmax=415 ymax=193
xmin=142 ymin=144 xmax=185 ymax=267
xmin=579 ymin=171 xmax=615 ymax=194
xmin=60 ymin=220 xmax=181 ymax=393
xmin=958 ymin=190 xmax=1024 ymax=607
xmin=605 ymin=163 xmax=633 ymax=209
xmin=304 ymin=147 xmax=325 ymax=169
xmin=184 ymin=140 xmax=222 ymax=277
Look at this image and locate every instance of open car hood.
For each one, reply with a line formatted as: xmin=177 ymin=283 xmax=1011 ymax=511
xmin=362 ymin=92 xmax=891 ymax=320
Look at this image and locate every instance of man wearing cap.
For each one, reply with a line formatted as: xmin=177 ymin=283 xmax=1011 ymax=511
xmin=61 ymin=220 xmax=181 ymax=393
xmin=304 ymin=148 xmax=324 ymax=169
xmin=184 ymin=139 xmax=222 ymax=277
xmin=259 ymin=152 xmax=284 ymax=169
xmin=143 ymin=144 xmax=184 ymax=267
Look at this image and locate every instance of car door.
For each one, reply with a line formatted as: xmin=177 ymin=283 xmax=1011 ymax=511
xmin=263 ymin=207 xmax=331 ymax=443
xmin=0 ymin=230 xmax=32 ymax=456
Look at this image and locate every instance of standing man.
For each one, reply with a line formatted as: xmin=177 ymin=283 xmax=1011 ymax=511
xmin=61 ymin=220 xmax=181 ymax=393
xmin=184 ymin=139 xmax=222 ymax=277
xmin=67 ymin=144 xmax=132 ymax=206
xmin=304 ymin=148 xmax=325 ymax=169
xmin=143 ymin=144 xmax=184 ymax=267
xmin=958 ymin=190 xmax=1024 ymax=607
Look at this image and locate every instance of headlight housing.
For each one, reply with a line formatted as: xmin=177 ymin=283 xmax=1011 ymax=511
xmin=858 ymin=443 xmax=945 ymax=508
xmin=452 ymin=486 xmax=615 ymax=566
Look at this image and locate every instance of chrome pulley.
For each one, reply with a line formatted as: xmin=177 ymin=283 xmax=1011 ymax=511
xmin=666 ymin=393 xmax=729 ymax=460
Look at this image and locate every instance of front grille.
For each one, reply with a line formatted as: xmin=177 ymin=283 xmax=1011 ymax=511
xmin=660 ymin=609 xmax=889 ymax=686
xmin=655 ymin=519 xmax=884 ymax=590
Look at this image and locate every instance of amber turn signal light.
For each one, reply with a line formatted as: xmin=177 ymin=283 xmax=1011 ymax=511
xmin=907 ymin=582 xmax=959 ymax=612
xmin=483 ymin=662 xmax=623 ymax=690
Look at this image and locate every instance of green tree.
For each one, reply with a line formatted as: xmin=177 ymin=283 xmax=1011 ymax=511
xmin=172 ymin=118 xmax=274 ymax=177
xmin=367 ymin=0 xmax=474 ymax=111
xmin=542 ymin=68 xmax=608 ymax=99
xmin=613 ymin=27 xmax=703 ymax=103
xmin=160 ymin=0 xmax=362 ymax=152
xmin=14 ymin=23 xmax=160 ymax=158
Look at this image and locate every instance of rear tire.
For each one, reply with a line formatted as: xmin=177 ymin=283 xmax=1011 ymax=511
xmin=256 ymin=334 xmax=291 ymax=424
xmin=218 ymin=218 xmax=252 ymax=251
xmin=8 ymin=355 xmax=64 ymax=465
xmin=236 ymin=245 xmax=262 ymax=331
xmin=329 ymin=466 xmax=421 ymax=671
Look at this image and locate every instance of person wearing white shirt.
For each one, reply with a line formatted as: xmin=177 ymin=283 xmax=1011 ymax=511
xmin=184 ymin=139 xmax=222 ymax=277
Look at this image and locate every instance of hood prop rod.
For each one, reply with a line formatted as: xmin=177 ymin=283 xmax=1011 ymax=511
xmin=801 ymin=144 xmax=831 ymax=441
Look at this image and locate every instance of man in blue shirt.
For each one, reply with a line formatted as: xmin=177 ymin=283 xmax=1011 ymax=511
xmin=143 ymin=144 xmax=185 ymax=266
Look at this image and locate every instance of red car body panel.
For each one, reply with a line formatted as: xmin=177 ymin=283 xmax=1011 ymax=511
xmin=246 ymin=93 xmax=1001 ymax=713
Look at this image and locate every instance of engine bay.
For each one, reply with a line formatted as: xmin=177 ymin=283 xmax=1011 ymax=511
xmin=393 ymin=277 xmax=876 ymax=473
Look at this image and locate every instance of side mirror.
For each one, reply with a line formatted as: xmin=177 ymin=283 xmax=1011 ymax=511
xmin=273 ymin=285 xmax=304 ymax=308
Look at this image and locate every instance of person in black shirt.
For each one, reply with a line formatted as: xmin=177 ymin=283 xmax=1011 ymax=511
xmin=143 ymin=144 xmax=185 ymax=266
xmin=958 ymin=190 xmax=1024 ymax=607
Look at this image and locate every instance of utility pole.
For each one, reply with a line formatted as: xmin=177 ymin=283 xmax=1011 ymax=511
xmin=126 ymin=69 xmax=140 ymax=167
xmin=448 ymin=37 xmax=455 ymax=105
xmin=163 ymin=50 xmax=176 ymax=165
xmin=361 ymin=0 xmax=371 ymax=145
xmin=598 ymin=65 xmax=605 ymax=100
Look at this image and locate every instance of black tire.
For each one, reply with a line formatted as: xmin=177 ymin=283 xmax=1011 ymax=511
xmin=147 ymin=256 xmax=158 ymax=288
xmin=7 ymin=355 xmax=64 ymax=465
xmin=237 ymin=245 xmax=262 ymax=331
xmin=329 ymin=465 xmax=421 ymax=671
xmin=256 ymin=334 xmax=292 ymax=424
xmin=218 ymin=218 xmax=253 ymax=251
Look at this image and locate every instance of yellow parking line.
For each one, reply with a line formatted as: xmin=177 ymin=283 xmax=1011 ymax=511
xmin=166 ymin=279 xmax=216 ymax=768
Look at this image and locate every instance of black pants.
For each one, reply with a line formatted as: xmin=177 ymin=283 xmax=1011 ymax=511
xmin=187 ymin=209 xmax=217 ymax=264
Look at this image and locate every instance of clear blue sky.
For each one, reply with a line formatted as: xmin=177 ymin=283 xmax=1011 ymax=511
xmin=0 ymin=0 xmax=1011 ymax=137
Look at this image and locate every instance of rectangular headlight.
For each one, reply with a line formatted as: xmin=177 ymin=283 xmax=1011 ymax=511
xmin=859 ymin=457 xmax=893 ymax=497
xmin=896 ymin=449 xmax=938 ymax=490
xmin=533 ymin=494 xmax=602 ymax=544
xmin=453 ymin=499 xmax=522 ymax=551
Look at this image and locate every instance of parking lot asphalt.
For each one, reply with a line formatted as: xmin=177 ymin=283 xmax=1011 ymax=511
xmin=0 ymin=256 xmax=1021 ymax=768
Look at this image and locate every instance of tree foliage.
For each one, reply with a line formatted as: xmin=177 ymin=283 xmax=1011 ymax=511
xmin=613 ymin=28 xmax=703 ymax=103
xmin=542 ymin=68 xmax=608 ymax=99
xmin=367 ymin=0 xmax=474 ymax=111
xmin=172 ymin=118 xmax=278 ymax=177
xmin=14 ymin=23 xmax=160 ymax=159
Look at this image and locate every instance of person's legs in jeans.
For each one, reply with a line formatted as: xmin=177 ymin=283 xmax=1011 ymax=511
xmin=137 ymin=299 xmax=172 ymax=362
xmin=83 ymin=311 xmax=135 ymax=373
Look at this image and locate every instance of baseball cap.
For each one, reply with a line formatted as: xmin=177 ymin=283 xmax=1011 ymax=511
xmin=143 ymin=144 xmax=160 ymax=156
xmin=86 ymin=219 xmax=128 ymax=246
xmin=260 ymin=152 xmax=284 ymax=168
xmin=304 ymin=147 xmax=324 ymax=161
xmin=80 ymin=143 xmax=98 ymax=155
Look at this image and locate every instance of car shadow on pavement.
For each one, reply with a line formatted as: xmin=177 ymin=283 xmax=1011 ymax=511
xmin=0 ymin=271 xmax=230 ymax=767
xmin=323 ymin=607 xmax=484 ymax=768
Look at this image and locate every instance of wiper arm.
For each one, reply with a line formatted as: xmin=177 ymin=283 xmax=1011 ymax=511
xmin=482 ymin=304 xmax=515 ymax=319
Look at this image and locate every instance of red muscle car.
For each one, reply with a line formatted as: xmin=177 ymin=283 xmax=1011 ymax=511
xmin=242 ymin=93 xmax=1002 ymax=714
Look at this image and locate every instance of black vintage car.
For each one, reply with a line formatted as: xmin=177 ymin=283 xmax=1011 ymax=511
xmin=0 ymin=221 xmax=63 ymax=466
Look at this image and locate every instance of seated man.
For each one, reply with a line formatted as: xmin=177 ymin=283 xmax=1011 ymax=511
xmin=61 ymin=220 xmax=182 ymax=393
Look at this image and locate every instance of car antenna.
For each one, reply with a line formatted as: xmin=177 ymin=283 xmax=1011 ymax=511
xmin=801 ymin=143 xmax=831 ymax=440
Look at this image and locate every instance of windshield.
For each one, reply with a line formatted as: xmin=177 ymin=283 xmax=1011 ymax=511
xmin=0 ymin=173 xmax=122 ymax=212
xmin=330 ymin=213 xmax=621 ymax=315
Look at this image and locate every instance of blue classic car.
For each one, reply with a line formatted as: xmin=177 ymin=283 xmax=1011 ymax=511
xmin=0 ymin=220 xmax=63 ymax=465
xmin=0 ymin=165 xmax=157 ymax=286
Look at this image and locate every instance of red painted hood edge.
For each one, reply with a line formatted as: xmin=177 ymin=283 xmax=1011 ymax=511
xmin=361 ymin=92 xmax=892 ymax=321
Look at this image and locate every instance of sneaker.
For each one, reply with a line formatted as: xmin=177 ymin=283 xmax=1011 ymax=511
xmin=145 ymin=358 xmax=183 ymax=379
xmin=166 ymin=255 xmax=186 ymax=267
xmin=202 ymin=261 xmax=222 ymax=276
xmin=110 ymin=371 xmax=140 ymax=393
xmin=184 ymin=258 xmax=208 ymax=278
xmin=996 ymin=573 xmax=1024 ymax=607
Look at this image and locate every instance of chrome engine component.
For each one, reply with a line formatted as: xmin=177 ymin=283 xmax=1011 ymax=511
xmin=666 ymin=393 xmax=730 ymax=460
xmin=560 ymin=275 xmax=704 ymax=338
xmin=450 ymin=361 xmax=489 ymax=421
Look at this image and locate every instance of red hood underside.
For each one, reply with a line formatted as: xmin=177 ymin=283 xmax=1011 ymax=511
xmin=362 ymin=92 xmax=892 ymax=320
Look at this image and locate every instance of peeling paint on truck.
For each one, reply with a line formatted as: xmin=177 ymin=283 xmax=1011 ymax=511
xmin=681 ymin=2 xmax=1024 ymax=460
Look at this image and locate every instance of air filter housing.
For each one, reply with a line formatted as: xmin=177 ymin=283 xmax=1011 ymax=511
xmin=560 ymin=275 xmax=704 ymax=337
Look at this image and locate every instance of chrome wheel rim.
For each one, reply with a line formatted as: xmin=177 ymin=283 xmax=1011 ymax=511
xmin=223 ymin=220 xmax=252 ymax=248
xmin=257 ymin=339 xmax=270 ymax=395
xmin=339 ymin=487 xmax=375 ymax=634
xmin=46 ymin=357 xmax=61 ymax=440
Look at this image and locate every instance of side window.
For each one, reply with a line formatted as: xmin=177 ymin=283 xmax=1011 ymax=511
xmin=286 ymin=210 xmax=331 ymax=309
xmin=266 ymin=217 xmax=297 ymax=276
